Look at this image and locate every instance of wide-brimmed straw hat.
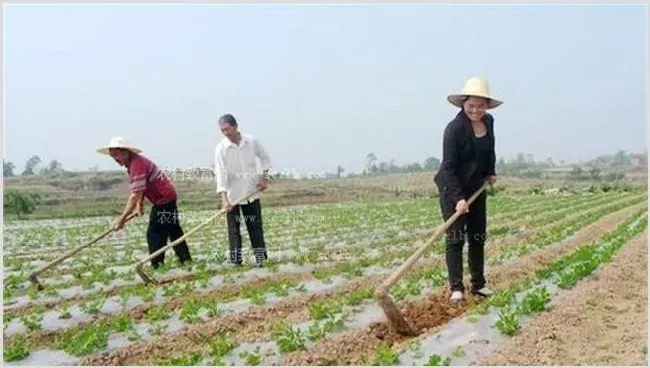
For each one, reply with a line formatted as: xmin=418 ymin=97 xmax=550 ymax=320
xmin=447 ymin=77 xmax=503 ymax=109
xmin=96 ymin=136 xmax=142 ymax=155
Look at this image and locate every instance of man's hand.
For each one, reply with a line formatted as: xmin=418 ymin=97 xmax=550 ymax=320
xmin=221 ymin=200 xmax=234 ymax=213
xmin=113 ymin=216 xmax=128 ymax=231
xmin=257 ymin=177 xmax=270 ymax=191
xmin=487 ymin=175 xmax=498 ymax=185
xmin=456 ymin=199 xmax=469 ymax=214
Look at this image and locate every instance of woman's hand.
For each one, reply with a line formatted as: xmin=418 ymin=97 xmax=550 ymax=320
xmin=456 ymin=199 xmax=469 ymax=214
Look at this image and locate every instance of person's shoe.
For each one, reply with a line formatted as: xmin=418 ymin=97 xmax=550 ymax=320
xmin=450 ymin=291 xmax=464 ymax=302
xmin=471 ymin=287 xmax=493 ymax=297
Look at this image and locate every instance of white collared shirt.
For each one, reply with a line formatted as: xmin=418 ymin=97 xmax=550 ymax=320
xmin=214 ymin=133 xmax=272 ymax=204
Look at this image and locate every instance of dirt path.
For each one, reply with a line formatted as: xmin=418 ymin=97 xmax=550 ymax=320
xmin=474 ymin=231 xmax=648 ymax=366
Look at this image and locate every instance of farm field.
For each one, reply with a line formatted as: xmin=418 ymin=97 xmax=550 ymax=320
xmin=2 ymin=182 xmax=648 ymax=366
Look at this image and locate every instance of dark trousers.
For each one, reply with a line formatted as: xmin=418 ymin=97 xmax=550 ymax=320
xmin=226 ymin=199 xmax=268 ymax=265
xmin=147 ymin=200 xmax=192 ymax=268
xmin=439 ymin=187 xmax=488 ymax=293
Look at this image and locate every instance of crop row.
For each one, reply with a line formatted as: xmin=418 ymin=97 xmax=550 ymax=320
xmin=8 ymin=197 xmax=641 ymax=365
xmin=4 ymin=191 xmax=638 ymax=323
xmin=3 ymin=191 xmax=629 ymax=303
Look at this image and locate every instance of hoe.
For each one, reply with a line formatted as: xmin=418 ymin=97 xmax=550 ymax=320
xmin=134 ymin=190 xmax=261 ymax=285
xmin=375 ymin=181 xmax=489 ymax=336
xmin=28 ymin=212 xmax=139 ymax=290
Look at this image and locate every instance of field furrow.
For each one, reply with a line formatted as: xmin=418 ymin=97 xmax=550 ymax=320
xmin=3 ymin=184 xmax=646 ymax=366
xmin=71 ymin=200 xmax=645 ymax=365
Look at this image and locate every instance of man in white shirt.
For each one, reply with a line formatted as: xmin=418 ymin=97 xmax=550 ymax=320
xmin=214 ymin=114 xmax=272 ymax=267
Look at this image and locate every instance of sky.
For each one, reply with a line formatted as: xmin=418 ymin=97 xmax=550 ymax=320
xmin=4 ymin=3 xmax=648 ymax=175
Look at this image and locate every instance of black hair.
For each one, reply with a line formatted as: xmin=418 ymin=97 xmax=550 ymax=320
xmin=218 ymin=114 xmax=237 ymax=127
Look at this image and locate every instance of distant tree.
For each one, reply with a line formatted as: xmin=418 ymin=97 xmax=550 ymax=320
xmin=41 ymin=159 xmax=64 ymax=175
xmin=403 ymin=162 xmax=423 ymax=172
xmin=21 ymin=155 xmax=42 ymax=176
xmin=613 ymin=150 xmax=628 ymax=166
xmin=588 ymin=165 xmax=602 ymax=181
xmin=3 ymin=160 xmax=16 ymax=177
xmin=569 ymin=166 xmax=586 ymax=181
xmin=423 ymin=156 xmax=441 ymax=171
xmin=366 ymin=153 xmax=378 ymax=174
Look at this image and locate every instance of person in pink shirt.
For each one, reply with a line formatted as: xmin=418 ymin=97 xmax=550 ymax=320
xmin=97 ymin=137 xmax=192 ymax=269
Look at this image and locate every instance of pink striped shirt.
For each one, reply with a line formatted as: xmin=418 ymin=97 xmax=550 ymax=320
xmin=127 ymin=154 xmax=177 ymax=206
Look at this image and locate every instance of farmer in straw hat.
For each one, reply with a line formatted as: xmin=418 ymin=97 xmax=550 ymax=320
xmin=433 ymin=77 xmax=502 ymax=302
xmin=97 ymin=137 xmax=192 ymax=269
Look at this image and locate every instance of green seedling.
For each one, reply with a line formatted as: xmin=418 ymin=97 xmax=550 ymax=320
xmin=55 ymin=323 xmax=110 ymax=356
xmin=451 ymin=346 xmax=466 ymax=358
xmin=148 ymin=322 xmax=168 ymax=336
xmin=494 ymin=307 xmax=520 ymax=336
xmin=239 ymin=347 xmax=261 ymax=366
xmin=343 ymin=288 xmax=374 ymax=306
xmin=424 ymin=354 xmax=452 ymax=366
xmin=373 ymin=345 xmax=399 ymax=365
xmin=207 ymin=332 xmax=235 ymax=359
xmin=162 ymin=283 xmax=183 ymax=297
xmin=112 ymin=315 xmax=135 ymax=333
xmin=156 ymin=352 xmax=203 ymax=366
xmin=242 ymin=286 xmax=266 ymax=305
xmin=517 ymin=286 xmax=551 ymax=315
xmin=146 ymin=305 xmax=172 ymax=323
xmin=57 ymin=301 xmax=72 ymax=319
xmin=118 ymin=290 xmax=131 ymax=309
xmin=20 ymin=311 xmax=44 ymax=331
xmin=179 ymin=298 xmax=202 ymax=324
xmin=3 ymin=335 xmax=33 ymax=362
xmin=136 ymin=285 xmax=156 ymax=302
xmin=307 ymin=299 xmax=343 ymax=320
xmin=79 ymin=293 xmax=105 ymax=314
xmin=270 ymin=320 xmax=306 ymax=353
xmin=407 ymin=340 xmax=424 ymax=358
xmin=203 ymin=298 xmax=221 ymax=318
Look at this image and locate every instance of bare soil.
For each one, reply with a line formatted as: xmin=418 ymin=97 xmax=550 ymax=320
xmin=473 ymin=231 xmax=648 ymax=366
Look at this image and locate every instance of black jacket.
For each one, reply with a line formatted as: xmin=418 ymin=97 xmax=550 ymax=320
xmin=433 ymin=110 xmax=497 ymax=204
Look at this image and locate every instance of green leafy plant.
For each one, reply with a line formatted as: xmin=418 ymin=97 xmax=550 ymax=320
xmin=495 ymin=307 xmax=521 ymax=336
xmin=3 ymin=335 xmax=33 ymax=362
xmin=156 ymin=352 xmax=203 ymax=366
xmin=55 ymin=323 xmax=110 ymax=356
xmin=424 ymin=353 xmax=452 ymax=366
xmin=517 ymin=286 xmax=551 ymax=315
xmin=146 ymin=305 xmax=172 ymax=323
xmin=373 ymin=345 xmax=399 ymax=365
xmin=179 ymin=298 xmax=202 ymax=324
xmin=270 ymin=320 xmax=306 ymax=353
xmin=239 ymin=347 xmax=261 ymax=366
xmin=20 ymin=311 xmax=43 ymax=331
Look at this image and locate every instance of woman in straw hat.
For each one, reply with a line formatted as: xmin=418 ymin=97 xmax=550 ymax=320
xmin=433 ymin=77 xmax=501 ymax=302
xmin=97 ymin=137 xmax=192 ymax=269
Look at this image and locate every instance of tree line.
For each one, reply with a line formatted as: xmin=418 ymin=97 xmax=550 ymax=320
xmin=4 ymin=155 xmax=64 ymax=177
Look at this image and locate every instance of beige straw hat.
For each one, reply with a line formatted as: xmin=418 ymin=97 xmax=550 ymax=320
xmin=96 ymin=136 xmax=142 ymax=155
xmin=447 ymin=77 xmax=503 ymax=109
